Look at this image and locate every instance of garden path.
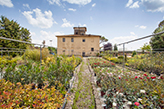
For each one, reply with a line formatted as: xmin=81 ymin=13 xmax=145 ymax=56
xmin=65 ymin=58 xmax=103 ymax=109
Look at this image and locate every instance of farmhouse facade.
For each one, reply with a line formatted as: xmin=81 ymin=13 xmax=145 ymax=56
xmin=56 ymin=27 xmax=101 ymax=56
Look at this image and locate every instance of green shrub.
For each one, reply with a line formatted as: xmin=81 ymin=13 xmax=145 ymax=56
xmin=23 ymin=47 xmax=50 ymax=61
xmin=132 ymin=51 xmax=137 ymax=57
xmin=118 ymin=55 xmax=124 ymax=59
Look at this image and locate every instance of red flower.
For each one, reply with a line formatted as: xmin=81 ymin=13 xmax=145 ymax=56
xmin=119 ymin=77 xmax=121 ymax=79
xmin=147 ymin=77 xmax=150 ymax=79
xmin=111 ymin=63 xmax=115 ymax=66
xmin=135 ymin=76 xmax=138 ymax=79
xmin=33 ymin=104 xmax=37 ymax=107
xmin=151 ymin=77 xmax=156 ymax=79
xmin=1 ymin=104 xmax=6 ymax=108
xmin=144 ymin=74 xmax=147 ymax=76
xmin=125 ymin=79 xmax=128 ymax=81
xmin=139 ymin=77 xmax=143 ymax=79
xmin=134 ymin=102 xmax=140 ymax=106
xmin=161 ymin=76 xmax=164 ymax=79
xmin=15 ymin=100 xmax=19 ymax=104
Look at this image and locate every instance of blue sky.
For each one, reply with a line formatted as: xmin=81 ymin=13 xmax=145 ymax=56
xmin=0 ymin=0 xmax=164 ymax=50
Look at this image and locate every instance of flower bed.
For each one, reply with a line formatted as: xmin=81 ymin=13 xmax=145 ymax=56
xmin=93 ymin=66 xmax=164 ymax=108
xmin=0 ymin=79 xmax=64 ymax=108
xmin=89 ymin=58 xmax=115 ymax=68
xmin=103 ymin=53 xmax=164 ymax=75
xmin=0 ymin=55 xmax=82 ymax=108
xmin=126 ymin=53 xmax=164 ymax=75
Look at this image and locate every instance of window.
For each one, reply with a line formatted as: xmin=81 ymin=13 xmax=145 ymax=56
xmin=63 ymin=38 xmax=65 ymax=42
xmin=91 ymin=48 xmax=94 ymax=51
xmin=71 ymin=38 xmax=74 ymax=42
xmin=82 ymin=52 xmax=85 ymax=57
xmin=82 ymin=39 xmax=85 ymax=42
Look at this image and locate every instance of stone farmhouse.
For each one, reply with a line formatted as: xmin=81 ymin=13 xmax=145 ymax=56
xmin=56 ymin=27 xmax=101 ymax=56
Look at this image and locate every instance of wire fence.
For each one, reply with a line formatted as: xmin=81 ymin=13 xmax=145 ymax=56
xmin=101 ymin=31 xmax=164 ymax=75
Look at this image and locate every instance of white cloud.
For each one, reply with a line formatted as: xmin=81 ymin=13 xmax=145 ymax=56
xmin=90 ymin=16 xmax=93 ymax=20
xmin=0 ymin=0 xmax=13 ymax=7
xmin=135 ymin=25 xmax=139 ymax=27
xmin=92 ymin=3 xmax=96 ymax=7
xmin=140 ymin=25 xmax=147 ymax=29
xmin=22 ymin=8 xmax=55 ymax=28
xmin=40 ymin=30 xmax=64 ymax=47
xmin=78 ymin=23 xmax=87 ymax=27
xmin=61 ymin=18 xmax=74 ymax=27
xmin=141 ymin=0 xmax=164 ymax=12
xmin=32 ymin=31 xmax=64 ymax=47
xmin=130 ymin=1 xmax=139 ymax=8
xmin=68 ymin=8 xmax=76 ymax=11
xmin=47 ymin=0 xmax=61 ymax=6
xmin=130 ymin=32 xmax=135 ymax=35
xmin=30 ymin=31 xmax=36 ymax=36
xmin=54 ymin=21 xmax=58 ymax=24
xmin=23 ymin=4 xmax=30 ymax=9
xmin=63 ymin=0 xmax=92 ymax=5
xmin=135 ymin=25 xmax=147 ymax=29
xmin=126 ymin=0 xmax=133 ymax=7
xmin=110 ymin=32 xmax=137 ymax=45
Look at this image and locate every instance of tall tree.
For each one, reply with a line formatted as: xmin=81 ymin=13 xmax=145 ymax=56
xmin=0 ymin=16 xmax=31 ymax=56
xmin=0 ymin=16 xmax=31 ymax=48
xmin=150 ymin=20 xmax=164 ymax=50
xmin=114 ymin=44 xmax=118 ymax=51
xmin=104 ymin=43 xmax=112 ymax=51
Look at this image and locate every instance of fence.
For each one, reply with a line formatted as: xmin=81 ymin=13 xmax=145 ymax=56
xmin=102 ymin=31 xmax=164 ymax=74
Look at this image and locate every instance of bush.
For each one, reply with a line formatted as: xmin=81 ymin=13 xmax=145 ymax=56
xmin=23 ymin=47 xmax=50 ymax=62
xmin=118 ymin=55 xmax=124 ymax=59
xmin=132 ymin=51 xmax=137 ymax=57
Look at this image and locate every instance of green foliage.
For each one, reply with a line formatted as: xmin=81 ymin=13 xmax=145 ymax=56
xmin=114 ymin=44 xmax=118 ymax=51
xmin=150 ymin=20 xmax=164 ymax=50
xmin=24 ymin=47 xmax=50 ymax=62
xmin=132 ymin=51 xmax=137 ymax=57
xmin=100 ymin=36 xmax=108 ymax=44
xmin=141 ymin=43 xmax=151 ymax=52
xmin=127 ymin=53 xmax=164 ymax=75
xmin=118 ymin=55 xmax=124 ymax=59
xmin=96 ymin=53 xmax=100 ymax=57
xmin=48 ymin=47 xmax=57 ymax=54
xmin=0 ymin=16 xmax=31 ymax=56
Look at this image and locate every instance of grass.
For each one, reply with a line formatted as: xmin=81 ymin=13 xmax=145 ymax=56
xmin=72 ymin=59 xmax=95 ymax=109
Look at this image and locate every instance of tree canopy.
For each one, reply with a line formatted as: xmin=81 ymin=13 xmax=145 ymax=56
xmin=100 ymin=36 xmax=108 ymax=44
xmin=104 ymin=43 xmax=112 ymax=51
xmin=150 ymin=20 xmax=164 ymax=50
xmin=0 ymin=16 xmax=31 ymax=49
xmin=141 ymin=43 xmax=151 ymax=52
